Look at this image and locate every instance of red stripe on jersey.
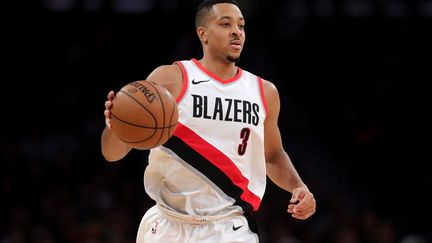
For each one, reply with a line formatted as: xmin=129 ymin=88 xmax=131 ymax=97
xmin=191 ymin=58 xmax=243 ymax=84
xmin=174 ymin=61 xmax=189 ymax=103
xmin=257 ymin=76 xmax=268 ymax=115
xmin=173 ymin=122 xmax=261 ymax=211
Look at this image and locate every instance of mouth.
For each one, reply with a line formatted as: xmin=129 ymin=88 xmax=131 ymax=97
xmin=230 ymin=40 xmax=242 ymax=50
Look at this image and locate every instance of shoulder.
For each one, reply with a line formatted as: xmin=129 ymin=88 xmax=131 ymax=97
xmin=261 ymin=78 xmax=278 ymax=92
xmin=260 ymin=78 xmax=280 ymax=118
xmin=242 ymin=69 xmax=279 ymax=99
xmin=146 ymin=63 xmax=184 ymax=98
xmin=261 ymin=78 xmax=280 ymax=103
xmin=147 ymin=64 xmax=183 ymax=83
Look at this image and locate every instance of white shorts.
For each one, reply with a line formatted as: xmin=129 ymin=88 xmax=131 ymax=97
xmin=136 ymin=205 xmax=259 ymax=243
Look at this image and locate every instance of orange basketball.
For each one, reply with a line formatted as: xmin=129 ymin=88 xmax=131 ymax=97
xmin=110 ymin=80 xmax=178 ymax=149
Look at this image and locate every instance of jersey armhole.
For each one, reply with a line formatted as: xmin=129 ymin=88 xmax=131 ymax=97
xmin=174 ymin=61 xmax=189 ymax=103
xmin=257 ymin=76 xmax=268 ymax=116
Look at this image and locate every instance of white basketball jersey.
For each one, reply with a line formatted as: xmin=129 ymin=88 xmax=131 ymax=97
xmin=144 ymin=59 xmax=268 ymax=216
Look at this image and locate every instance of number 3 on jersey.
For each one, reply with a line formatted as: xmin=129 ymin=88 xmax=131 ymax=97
xmin=238 ymin=128 xmax=250 ymax=155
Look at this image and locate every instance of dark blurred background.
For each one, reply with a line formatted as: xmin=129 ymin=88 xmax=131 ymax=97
xmin=3 ymin=0 xmax=432 ymax=242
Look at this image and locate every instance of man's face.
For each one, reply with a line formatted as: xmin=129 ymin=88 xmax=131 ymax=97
xmin=203 ymin=3 xmax=246 ymax=63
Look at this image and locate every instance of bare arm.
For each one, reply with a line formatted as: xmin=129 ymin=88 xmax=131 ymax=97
xmin=263 ymin=79 xmax=316 ymax=219
xmin=263 ymin=80 xmax=305 ymax=191
xmin=145 ymin=64 xmax=184 ymax=98
xmin=100 ymin=64 xmax=183 ymax=162
xmin=101 ymin=91 xmax=133 ymax=162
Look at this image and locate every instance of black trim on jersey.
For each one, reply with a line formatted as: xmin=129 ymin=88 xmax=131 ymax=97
xmin=163 ymin=136 xmax=254 ymax=213
xmin=244 ymin=211 xmax=260 ymax=237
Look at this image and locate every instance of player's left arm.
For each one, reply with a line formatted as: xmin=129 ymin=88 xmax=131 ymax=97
xmin=262 ymin=79 xmax=316 ymax=220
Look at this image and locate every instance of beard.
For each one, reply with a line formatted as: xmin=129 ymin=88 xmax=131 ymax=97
xmin=227 ymin=55 xmax=240 ymax=64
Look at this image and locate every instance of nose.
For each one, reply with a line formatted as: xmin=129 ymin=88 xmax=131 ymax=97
xmin=231 ymin=26 xmax=242 ymax=37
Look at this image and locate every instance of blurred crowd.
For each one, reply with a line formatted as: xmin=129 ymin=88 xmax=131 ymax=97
xmin=11 ymin=0 xmax=432 ymax=18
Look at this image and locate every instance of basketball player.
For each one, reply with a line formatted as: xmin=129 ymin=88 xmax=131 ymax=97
xmin=101 ymin=0 xmax=316 ymax=242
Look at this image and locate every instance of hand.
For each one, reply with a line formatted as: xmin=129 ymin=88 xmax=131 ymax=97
xmin=104 ymin=91 xmax=115 ymax=129
xmin=287 ymin=187 xmax=316 ymax=220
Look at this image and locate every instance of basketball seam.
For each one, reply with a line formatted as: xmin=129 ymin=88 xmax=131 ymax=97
xmin=111 ymin=114 xmax=175 ymax=129
xmin=146 ymin=81 xmax=166 ymax=148
xmin=112 ymin=86 xmax=159 ymax=144
xmin=117 ymin=89 xmax=157 ymax=124
xmin=168 ymin=94 xmax=177 ymax=137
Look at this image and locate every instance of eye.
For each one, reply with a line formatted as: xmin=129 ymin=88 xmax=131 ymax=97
xmin=239 ymin=25 xmax=245 ymax=30
xmin=221 ymin=22 xmax=230 ymax=27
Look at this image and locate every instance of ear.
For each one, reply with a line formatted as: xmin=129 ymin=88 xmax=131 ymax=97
xmin=197 ymin=27 xmax=208 ymax=44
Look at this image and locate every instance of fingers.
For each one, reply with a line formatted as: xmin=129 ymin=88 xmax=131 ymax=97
xmin=290 ymin=188 xmax=303 ymax=203
xmin=105 ymin=100 xmax=113 ymax=110
xmin=288 ymin=204 xmax=315 ymax=219
xmin=291 ymin=208 xmax=315 ymax=220
xmin=287 ymin=201 xmax=314 ymax=215
xmin=104 ymin=91 xmax=115 ymax=130
xmin=104 ymin=110 xmax=112 ymax=129
xmin=108 ymin=90 xmax=115 ymax=101
xmin=290 ymin=193 xmax=299 ymax=204
xmin=105 ymin=91 xmax=115 ymax=108
xmin=104 ymin=100 xmax=113 ymax=121
xmin=287 ymin=189 xmax=316 ymax=220
xmin=105 ymin=118 xmax=112 ymax=129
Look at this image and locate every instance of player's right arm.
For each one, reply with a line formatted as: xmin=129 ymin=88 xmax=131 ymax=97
xmin=101 ymin=64 xmax=183 ymax=162
xmin=101 ymin=90 xmax=133 ymax=162
xmin=145 ymin=64 xmax=184 ymax=99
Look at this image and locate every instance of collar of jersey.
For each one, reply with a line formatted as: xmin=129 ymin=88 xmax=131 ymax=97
xmin=191 ymin=58 xmax=243 ymax=84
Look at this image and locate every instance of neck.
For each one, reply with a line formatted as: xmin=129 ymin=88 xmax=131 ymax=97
xmin=198 ymin=56 xmax=238 ymax=80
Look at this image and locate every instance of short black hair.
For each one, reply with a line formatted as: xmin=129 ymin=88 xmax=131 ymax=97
xmin=195 ymin=0 xmax=240 ymax=28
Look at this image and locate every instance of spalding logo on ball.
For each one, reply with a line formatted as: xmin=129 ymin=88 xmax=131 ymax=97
xmin=110 ymin=80 xmax=178 ymax=149
xmin=128 ymin=81 xmax=157 ymax=103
